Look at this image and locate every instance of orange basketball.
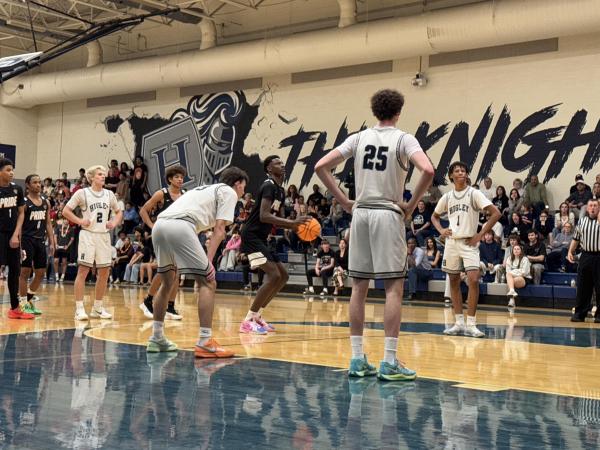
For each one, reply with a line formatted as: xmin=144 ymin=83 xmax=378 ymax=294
xmin=296 ymin=218 xmax=321 ymax=242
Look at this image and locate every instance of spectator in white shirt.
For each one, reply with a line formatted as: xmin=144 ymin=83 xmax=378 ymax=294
xmin=480 ymin=177 xmax=495 ymax=201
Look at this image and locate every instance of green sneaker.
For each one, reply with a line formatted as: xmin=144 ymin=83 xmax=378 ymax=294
xmin=348 ymin=355 xmax=377 ymax=378
xmin=377 ymin=360 xmax=417 ymax=381
xmin=146 ymin=336 xmax=178 ymax=353
xmin=22 ymin=302 xmax=42 ymax=315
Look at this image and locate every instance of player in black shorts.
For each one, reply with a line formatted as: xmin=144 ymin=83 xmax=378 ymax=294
xmin=238 ymin=155 xmax=311 ymax=334
xmin=19 ymin=174 xmax=55 ymax=315
xmin=139 ymin=165 xmax=187 ymax=321
xmin=0 ymin=158 xmax=33 ymax=319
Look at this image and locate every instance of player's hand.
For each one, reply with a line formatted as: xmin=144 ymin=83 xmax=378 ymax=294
xmin=341 ymin=199 xmax=354 ymax=214
xmin=80 ymin=219 xmax=91 ymax=228
xmin=106 ymin=220 xmax=116 ymax=230
xmin=9 ymin=235 xmax=19 ymax=249
xmin=467 ymin=234 xmax=482 ymax=247
xmin=440 ymin=228 xmax=452 ymax=238
xmin=207 ymin=263 xmax=216 ymax=281
xmin=567 ymin=252 xmax=575 ymax=264
xmin=292 ymin=216 xmax=313 ymax=231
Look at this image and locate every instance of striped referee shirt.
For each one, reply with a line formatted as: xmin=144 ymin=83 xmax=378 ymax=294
xmin=573 ymin=215 xmax=600 ymax=252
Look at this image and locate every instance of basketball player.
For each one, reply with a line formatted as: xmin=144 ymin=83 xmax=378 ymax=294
xmin=19 ymin=174 xmax=55 ymax=315
xmin=431 ymin=161 xmax=501 ymax=337
xmin=147 ymin=166 xmax=247 ymax=355
xmin=62 ymin=165 xmax=123 ymax=321
xmin=139 ymin=165 xmax=187 ymax=321
xmin=315 ymin=89 xmax=434 ymax=381
xmin=238 ymin=155 xmax=312 ymax=335
xmin=0 ymin=158 xmax=34 ymax=319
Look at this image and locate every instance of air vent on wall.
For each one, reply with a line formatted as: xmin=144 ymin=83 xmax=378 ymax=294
xmin=87 ymin=91 xmax=157 ymax=108
xmin=180 ymin=78 xmax=263 ymax=97
xmin=292 ymin=61 xmax=393 ymax=84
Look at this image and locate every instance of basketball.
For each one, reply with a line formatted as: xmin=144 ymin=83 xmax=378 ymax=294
xmin=296 ymin=218 xmax=321 ymax=242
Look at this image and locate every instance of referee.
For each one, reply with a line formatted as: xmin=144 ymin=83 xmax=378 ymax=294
xmin=568 ymin=198 xmax=600 ymax=323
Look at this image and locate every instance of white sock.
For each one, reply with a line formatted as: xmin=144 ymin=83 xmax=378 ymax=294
xmin=245 ymin=310 xmax=257 ymax=321
xmin=94 ymin=300 xmax=103 ymax=310
xmin=384 ymin=337 xmax=398 ymax=364
xmin=350 ymin=335 xmax=363 ymax=359
xmin=197 ymin=327 xmax=212 ymax=347
xmin=28 ymin=289 xmax=35 ymax=295
xmin=75 ymin=301 xmax=85 ymax=311
xmin=152 ymin=321 xmax=164 ymax=340
xmin=455 ymin=313 xmax=465 ymax=327
xmin=258 ymin=308 xmax=264 ymax=317
xmin=466 ymin=315 xmax=477 ymax=327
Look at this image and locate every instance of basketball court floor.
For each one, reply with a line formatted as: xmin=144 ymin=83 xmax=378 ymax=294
xmin=0 ymin=283 xmax=599 ymax=449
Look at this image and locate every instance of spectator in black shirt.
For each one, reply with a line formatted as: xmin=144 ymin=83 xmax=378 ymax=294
xmin=305 ymin=239 xmax=335 ymax=296
xmin=333 ymin=238 xmax=348 ymax=296
xmin=525 ymin=230 xmax=546 ymax=284
xmin=534 ymin=210 xmax=553 ymax=242
xmin=567 ymin=176 xmax=592 ymax=219
xmin=307 ymin=184 xmax=324 ymax=206
xmin=569 ymin=174 xmax=591 ymax=195
xmin=409 ymin=200 xmax=432 ymax=246
xmin=318 ymin=198 xmax=330 ymax=218
xmin=492 ymin=186 xmax=509 ymax=226
xmin=479 ymin=230 xmax=503 ymax=277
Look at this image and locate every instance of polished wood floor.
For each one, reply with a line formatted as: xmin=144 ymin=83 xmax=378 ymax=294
xmin=2 ymin=281 xmax=600 ymax=400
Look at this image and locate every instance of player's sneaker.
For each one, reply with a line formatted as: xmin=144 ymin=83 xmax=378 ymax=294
xmin=74 ymin=309 xmax=89 ymax=321
xmin=165 ymin=303 xmax=183 ymax=321
xmin=508 ymin=298 xmax=516 ymax=308
xmin=506 ymin=289 xmax=517 ymax=297
xmin=464 ymin=324 xmax=485 ymax=338
xmin=7 ymin=308 xmax=35 ymax=320
xmin=22 ymin=302 xmax=42 ymax=315
xmin=239 ymin=319 xmax=268 ymax=335
xmin=139 ymin=303 xmax=154 ymax=319
xmin=443 ymin=323 xmax=465 ymax=336
xmin=90 ymin=308 xmax=112 ymax=319
xmin=377 ymin=360 xmax=417 ymax=381
xmin=303 ymin=287 xmax=315 ymax=295
xmin=255 ymin=316 xmax=275 ymax=332
xmin=348 ymin=355 xmax=377 ymax=378
xmin=27 ymin=293 xmax=40 ymax=302
xmin=195 ymin=338 xmax=234 ymax=358
xmin=320 ymin=288 xmax=328 ymax=297
xmin=147 ymin=336 xmax=178 ymax=353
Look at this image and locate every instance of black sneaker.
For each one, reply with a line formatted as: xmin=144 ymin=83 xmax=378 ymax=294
xmin=166 ymin=303 xmax=182 ymax=321
xmin=144 ymin=296 xmax=154 ymax=314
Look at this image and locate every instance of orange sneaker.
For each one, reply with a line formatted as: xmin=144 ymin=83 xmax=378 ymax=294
xmin=194 ymin=338 xmax=234 ymax=358
xmin=8 ymin=308 xmax=35 ymax=320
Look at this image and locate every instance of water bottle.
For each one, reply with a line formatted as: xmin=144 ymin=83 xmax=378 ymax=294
xmin=571 ymin=279 xmax=576 ymax=288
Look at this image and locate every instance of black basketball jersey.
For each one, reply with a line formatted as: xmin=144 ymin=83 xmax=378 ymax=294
xmin=156 ymin=187 xmax=186 ymax=215
xmin=23 ymin=196 xmax=49 ymax=239
xmin=242 ymin=178 xmax=285 ymax=240
xmin=0 ymin=183 xmax=24 ymax=233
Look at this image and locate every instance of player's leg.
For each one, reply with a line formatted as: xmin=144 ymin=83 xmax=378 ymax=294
xmin=462 ymin=243 xmax=485 ymax=338
xmin=252 ymin=262 xmax=287 ymax=332
xmin=240 ymin=260 xmax=282 ymax=334
xmin=4 ymin=234 xmax=32 ymax=319
xmin=165 ymin=271 xmax=183 ymax=321
xmin=442 ymin=273 xmax=465 ymax=335
xmin=19 ymin=237 xmax=34 ymax=299
xmin=89 ymin=234 xmax=114 ymax=319
xmin=148 ymin=268 xmax=178 ymax=353
xmin=73 ymin=265 xmax=91 ymax=320
xmin=140 ymin=271 xmax=161 ymax=318
xmin=27 ymin=240 xmax=47 ymax=307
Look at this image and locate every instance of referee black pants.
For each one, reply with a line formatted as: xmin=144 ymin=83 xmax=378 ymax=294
xmin=574 ymin=252 xmax=600 ymax=319
xmin=0 ymin=232 xmax=21 ymax=309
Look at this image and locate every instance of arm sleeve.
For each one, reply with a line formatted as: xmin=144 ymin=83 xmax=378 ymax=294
xmin=337 ymin=133 xmax=361 ymax=160
xmin=65 ymin=189 xmax=84 ymax=210
xmin=472 ymin=189 xmax=493 ymax=211
xmin=215 ymin=187 xmax=238 ymax=224
xmin=433 ymin=194 xmax=448 ymax=216
xmin=401 ymin=133 xmax=423 ymax=161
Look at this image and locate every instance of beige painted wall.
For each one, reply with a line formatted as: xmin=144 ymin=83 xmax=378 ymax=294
xmin=33 ymin=32 xmax=600 ymax=207
xmin=0 ymin=105 xmax=38 ymax=178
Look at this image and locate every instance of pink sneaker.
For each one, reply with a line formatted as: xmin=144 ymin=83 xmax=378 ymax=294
xmin=255 ymin=316 xmax=275 ymax=332
xmin=239 ymin=319 xmax=268 ymax=335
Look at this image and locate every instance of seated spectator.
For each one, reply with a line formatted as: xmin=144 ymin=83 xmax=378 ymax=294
xmin=139 ymin=243 xmax=156 ymax=285
xmin=507 ymin=188 xmax=523 ymax=218
xmin=119 ymin=162 xmax=131 ymax=177
xmin=406 ymin=237 xmax=432 ymax=300
xmin=307 ymin=199 xmax=319 ymax=217
xmin=495 ymin=233 xmax=521 ymax=282
xmin=295 ymin=195 xmax=307 ymax=216
xmin=304 ymin=239 xmax=335 ymax=296
xmin=480 ymin=177 xmax=495 ymax=201
xmin=219 ymin=229 xmax=241 ymax=271
xmin=520 ymin=204 xmax=534 ymax=228
xmin=505 ymin=243 xmax=532 ymax=307
xmin=524 ymin=230 xmax=546 ymax=284
xmin=482 ymin=210 xmax=503 ymax=244
xmin=124 ymin=244 xmax=144 ymax=284
xmin=308 ymin=184 xmax=324 ymax=206
xmin=424 ymin=237 xmax=441 ymax=269
xmin=114 ymin=230 xmax=127 ymax=250
xmin=593 ymin=182 xmax=600 ymax=201
xmin=523 ymin=175 xmax=548 ymax=218
xmin=552 ymin=202 xmax=576 ymax=240
xmin=112 ymin=237 xmax=134 ymax=283
xmin=333 ymin=238 xmax=348 ymax=296
xmin=325 ymin=198 xmax=345 ymax=232
xmin=509 ymin=212 xmax=528 ymax=242
xmin=492 ymin=186 xmax=509 ymax=225
xmin=569 ymin=173 xmax=591 ymax=195
xmin=122 ymin=202 xmax=140 ymax=234
xmin=479 ymin=230 xmax=503 ymax=278
xmin=409 ymin=200 xmax=432 ymax=246
xmin=60 ymin=171 xmax=71 ymax=188
xmin=43 ymin=177 xmax=53 ymax=197
xmin=534 ymin=210 xmax=553 ymax=242
xmin=285 ymin=184 xmax=300 ymax=216
xmin=546 ymin=222 xmax=575 ymax=272
xmin=318 ymin=198 xmax=330 ymax=220
xmin=105 ymin=166 xmax=119 ymax=192
xmin=512 ymin=178 xmax=524 ymax=197
xmin=116 ymin=172 xmax=130 ymax=202
xmin=422 ymin=184 xmax=442 ymax=208
xmin=566 ymin=176 xmax=592 ymax=219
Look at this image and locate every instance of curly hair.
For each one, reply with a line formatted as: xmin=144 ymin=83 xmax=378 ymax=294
xmin=370 ymin=89 xmax=405 ymax=121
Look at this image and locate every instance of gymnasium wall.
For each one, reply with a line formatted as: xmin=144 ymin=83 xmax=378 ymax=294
xmin=0 ymin=105 xmax=38 ymax=179
xmin=33 ymin=32 xmax=600 ymax=205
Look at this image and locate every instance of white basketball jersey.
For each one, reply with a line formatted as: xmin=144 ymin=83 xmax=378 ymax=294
xmin=337 ymin=126 xmax=422 ymax=213
xmin=157 ymin=183 xmax=238 ymax=233
xmin=66 ymin=188 xmax=119 ymax=233
xmin=434 ymin=187 xmax=492 ymax=238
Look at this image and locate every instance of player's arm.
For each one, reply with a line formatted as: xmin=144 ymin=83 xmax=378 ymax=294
xmin=431 ymin=195 xmax=451 ymax=237
xmin=207 ymin=220 xmax=227 ymax=272
xmin=107 ymin=193 xmax=123 ymax=230
xmin=315 ymin=149 xmax=353 ymax=213
xmin=259 ymin=198 xmax=310 ymax=230
xmin=140 ymin=191 xmax=164 ymax=229
xmin=403 ymin=151 xmax=435 ymax=217
xmin=10 ymin=205 xmax=25 ymax=248
xmin=45 ymin=199 xmax=56 ymax=254
xmin=63 ymin=191 xmax=89 ymax=227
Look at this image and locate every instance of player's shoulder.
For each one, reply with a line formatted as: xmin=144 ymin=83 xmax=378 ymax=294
xmin=9 ymin=182 xmax=23 ymax=193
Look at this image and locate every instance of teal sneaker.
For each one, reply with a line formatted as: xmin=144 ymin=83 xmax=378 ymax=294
xmin=146 ymin=336 xmax=178 ymax=353
xmin=348 ymin=355 xmax=377 ymax=378
xmin=377 ymin=360 xmax=417 ymax=381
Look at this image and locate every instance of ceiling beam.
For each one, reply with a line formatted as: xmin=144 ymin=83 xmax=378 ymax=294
xmin=215 ymin=0 xmax=256 ymax=10
xmin=1 ymin=0 xmax=89 ymax=26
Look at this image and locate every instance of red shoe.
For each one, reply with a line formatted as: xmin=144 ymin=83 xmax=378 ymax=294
xmin=8 ymin=308 xmax=35 ymax=320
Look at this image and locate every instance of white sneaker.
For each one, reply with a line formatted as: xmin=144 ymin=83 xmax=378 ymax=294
xmin=139 ymin=303 xmax=154 ymax=320
xmin=506 ymin=289 xmax=517 ymax=297
xmin=508 ymin=298 xmax=516 ymax=308
xmin=165 ymin=311 xmax=183 ymax=321
xmin=320 ymin=288 xmax=328 ymax=297
xmin=464 ymin=324 xmax=485 ymax=338
xmin=90 ymin=308 xmax=112 ymax=319
xmin=303 ymin=287 xmax=315 ymax=295
xmin=443 ymin=323 xmax=465 ymax=336
xmin=74 ymin=309 xmax=89 ymax=321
